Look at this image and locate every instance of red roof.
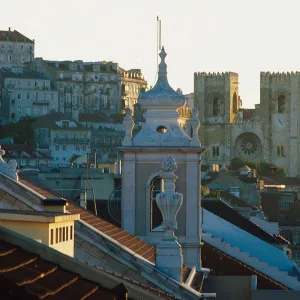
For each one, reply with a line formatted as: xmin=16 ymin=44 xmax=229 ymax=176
xmin=0 ymin=30 xmax=33 ymax=43
xmin=19 ymin=176 xmax=156 ymax=263
xmin=0 ymin=239 xmax=128 ymax=299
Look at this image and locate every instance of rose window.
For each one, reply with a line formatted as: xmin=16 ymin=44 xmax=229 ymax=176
xmin=235 ymin=132 xmax=261 ymax=159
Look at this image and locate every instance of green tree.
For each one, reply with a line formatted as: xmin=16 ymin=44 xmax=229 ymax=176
xmin=0 ymin=117 xmax=37 ymax=145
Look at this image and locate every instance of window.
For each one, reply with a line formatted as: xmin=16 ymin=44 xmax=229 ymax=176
xmin=70 ymin=226 xmax=73 ymax=240
xmin=150 ymin=177 xmax=163 ymax=231
xmin=59 ymin=227 xmax=62 ymax=242
xmin=278 ymin=194 xmax=293 ymax=210
xmin=213 ymin=97 xmax=221 ymax=116
xmin=233 ymin=92 xmax=238 ymax=113
xmin=56 ymin=228 xmax=59 ymax=243
xmin=213 ymin=146 xmax=220 ymax=157
xmin=51 ymin=93 xmax=54 ymax=100
xmin=27 ymin=92 xmax=30 ymax=99
xmin=278 ymin=95 xmax=286 ymax=113
xmin=278 ymin=214 xmax=286 ymax=223
xmin=44 ymin=93 xmax=47 ymax=101
xmin=63 ymin=145 xmax=67 ymax=151
xmin=66 ymin=226 xmax=69 ymax=241
xmin=76 ymin=146 xmax=80 ymax=151
xmin=55 ymin=145 xmax=59 ymax=151
xmin=8 ymin=55 xmax=12 ymax=62
xmin=63 ymin=227 xmax=65 ymax=242
xmin=50 ymin=229 xmax=54 ymax=245
xmin=17 ymin=92 xmax=21 ymax=99
xmin=277 ymin=146 xmax=285 ymax=157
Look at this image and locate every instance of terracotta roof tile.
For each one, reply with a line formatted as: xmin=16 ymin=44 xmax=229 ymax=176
xmin=0 ymin=240 xmax=128 ymax=299
xmin=0 ymin=239 xmax=174 ymax=299
xmin=0 ymin=30 xmax=33 ymax=43
xmin=19 ymin=176 xmax=156 ymax=264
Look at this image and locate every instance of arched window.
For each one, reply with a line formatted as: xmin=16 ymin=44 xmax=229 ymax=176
xmin=277 ymin=146 xmax=280 ymax=157
xmin=150 ymin=177 xmax=163 ymax=231
xmin=213 ymin=97 xmax=221 ymax=116
xmin=278 ymin=95 xmax=286 ymax=113
xmin=233 ymin=92 xmax=238 ymax=113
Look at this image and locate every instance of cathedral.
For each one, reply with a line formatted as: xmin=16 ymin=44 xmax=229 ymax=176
xmin=194 ymin=71 xmax=300 ymax=177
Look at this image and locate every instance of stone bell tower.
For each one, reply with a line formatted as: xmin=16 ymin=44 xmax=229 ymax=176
xmin=120 ymin=47 xmax=206 ymax=270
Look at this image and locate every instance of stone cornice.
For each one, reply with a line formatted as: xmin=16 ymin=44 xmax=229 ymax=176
xmin=118 ymin=146 xmax=207 ymax=154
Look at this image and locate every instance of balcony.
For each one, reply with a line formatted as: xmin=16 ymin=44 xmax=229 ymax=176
xmin=54 ymin=138 xmax=89 ymax=144
xmin=33 ymin=100 xmax=49 ymax=105
xmin=6 ymin=84 xmax=15 ymax=89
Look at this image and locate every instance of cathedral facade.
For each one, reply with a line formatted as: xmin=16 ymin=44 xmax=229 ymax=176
xmin=194 ymin=71 xmax=300 ymax=177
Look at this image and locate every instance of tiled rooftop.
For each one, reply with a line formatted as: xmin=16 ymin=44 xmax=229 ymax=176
xmin=0 ymin=239 xmax=127 ymax=299
xmin=0 ymin=30 xmax=33 ymax=43
xmin=19 ymin=176 xmax=156 ymax=264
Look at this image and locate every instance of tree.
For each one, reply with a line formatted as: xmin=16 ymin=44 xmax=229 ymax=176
xmin=0 ymin=117 xmax=37 ymax=145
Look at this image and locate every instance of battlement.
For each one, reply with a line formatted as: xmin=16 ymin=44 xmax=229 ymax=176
xmin=194 ymin=71 xmax=238 ymax=79
xmin=260 ymin=71 xmax=300 ymax=78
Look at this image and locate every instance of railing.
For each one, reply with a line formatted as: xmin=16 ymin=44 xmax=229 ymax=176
xmin=54 ymin=138 xmax=89 ymax=144
xmin=32 ymin=100 xmax=49 ymax=105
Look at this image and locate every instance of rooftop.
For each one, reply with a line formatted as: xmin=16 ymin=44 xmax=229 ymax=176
xmin=0 ymin=209 xmax=80 ymax=223
xmin=19 ymin=175 xmax=156 ymax=263
xmin=0 ymin=29 xmax=33 ymax=43
xmin=0 ymin=68 xmax=45 ymax=80
xmin=31 ymin=113 xmax=89 ymax=131
xmin=0 ymin=226 xmax=175 ymax=300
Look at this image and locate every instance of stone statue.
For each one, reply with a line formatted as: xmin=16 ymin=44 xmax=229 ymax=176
xmin=0 ymin=145 xmax=19 ymax=181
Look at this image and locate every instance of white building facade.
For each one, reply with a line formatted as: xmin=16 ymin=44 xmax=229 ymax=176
xmin=0 ymin=28 xmax=34 ymax=69
xmin=0 ymin=68 xmax=58 ymax=123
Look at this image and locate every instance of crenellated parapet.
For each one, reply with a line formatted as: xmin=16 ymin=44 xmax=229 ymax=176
xmin=194 ymin=71 xmax=238 ymax=80
xmin=260 ymin=71 xmax=300 ymax=82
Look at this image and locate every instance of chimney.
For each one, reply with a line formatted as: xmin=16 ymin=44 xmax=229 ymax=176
xmin=8 ymin=27 xmax=11 ymax=32
xmin=42 ymin=198 xmax=67 ymax=213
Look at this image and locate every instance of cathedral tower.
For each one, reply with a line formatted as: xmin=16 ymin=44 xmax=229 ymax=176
xmin=120 ymin=48 xmax=205 ymax=270
xmin=260 ymin=72 xmax=300 ymax=177
xmin=194 ymin=72 xmax=239 ymax=165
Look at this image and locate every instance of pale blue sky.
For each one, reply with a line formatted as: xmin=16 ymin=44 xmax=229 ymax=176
xmin=1 ymin=0 xmax=299 ymax=108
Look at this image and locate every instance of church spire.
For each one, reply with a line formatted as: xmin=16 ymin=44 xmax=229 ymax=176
xmin=138 ymin=47 xmax=185 ymax=110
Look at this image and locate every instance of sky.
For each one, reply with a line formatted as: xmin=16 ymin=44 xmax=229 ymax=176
xmin=1 ymin=0 xmax=300 ymax=108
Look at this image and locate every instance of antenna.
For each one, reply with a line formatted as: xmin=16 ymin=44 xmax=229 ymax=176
xmin=154 ymin=16 xmax=162 ymax=86
xmin=157 ymin=16 xmax=162 ymax=67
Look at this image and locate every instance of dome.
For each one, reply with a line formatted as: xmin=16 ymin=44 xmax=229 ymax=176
xmin=138 ymin=47 xmax=185 ymax=110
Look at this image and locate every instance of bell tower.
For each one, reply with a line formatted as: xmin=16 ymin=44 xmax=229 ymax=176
xmin=120 ymin=48 xmax=206 ymax=270
xmin=194 ymin=72 xmax=239 ymax=165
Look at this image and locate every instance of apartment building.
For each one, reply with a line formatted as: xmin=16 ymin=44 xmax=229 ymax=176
xmin=0 ymin=28 xmax=34 ymax=68
xmin=27 ymin=58 xmax=147 ymax=116
xmin=32 ymin=112 xmax=91 ymax=165
xmin=0 ymin=67 xmax=58 ymax=123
